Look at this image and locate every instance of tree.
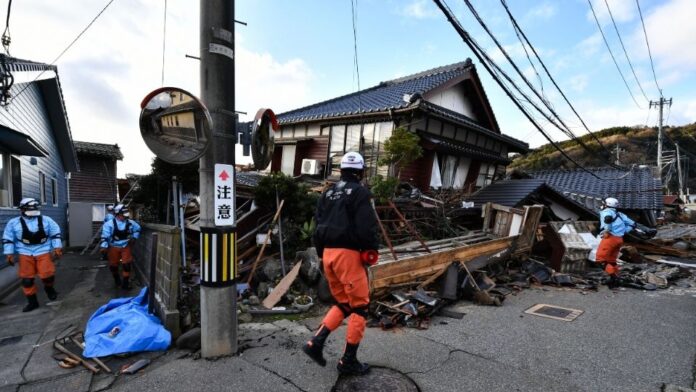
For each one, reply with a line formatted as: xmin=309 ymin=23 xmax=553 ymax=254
xmin=378 ymin=126 xmax=423 ymax=178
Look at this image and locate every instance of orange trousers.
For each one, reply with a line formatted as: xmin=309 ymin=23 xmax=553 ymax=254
xmin=596 ymin=234 xmax=623 ymax=276
xmin=320 ymin=248 xmax=369 ymax=345
xmin=107 ymin=245 xmax=133 ymax=278
xmin=18 ymin=253 xmax=55 ymax=296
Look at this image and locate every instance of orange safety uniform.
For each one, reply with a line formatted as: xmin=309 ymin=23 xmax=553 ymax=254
xmin=313 ymin=172 xmax=379 ymax=344
xmin=18 ymin=254 xmax=56 ymax=296
xmin=596 ymin=233 xmax=623 ymax=276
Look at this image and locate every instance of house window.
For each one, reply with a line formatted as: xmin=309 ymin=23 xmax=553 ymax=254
xmin=328 ymin=122 xmax=394 ymax=177
xmin=476 ymin=163 xmax=496 ymax=188
xmin=92 ymin=204 xmax=105 ymax=222
xmin=51 ymin=178 xmax=58 ymax=205
xmin=10 ymin=157 xmax=21 ymax=207
xmin=280 ymin=145 xmax=296 ymax=176
xmin=39 ymin=172 xmax=47 ymax=204
xmin=0 ymin=153 xmax=7 ymax=207
xmin=437 ymin=154 xmax=471 ymax=189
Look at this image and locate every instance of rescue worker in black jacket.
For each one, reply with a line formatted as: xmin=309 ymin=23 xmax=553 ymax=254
xmin=302 ymin=151 xmax=379 ymax=376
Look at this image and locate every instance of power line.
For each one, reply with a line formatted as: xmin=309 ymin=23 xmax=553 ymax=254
xmin=499 ymin=0 xmax=614 ymax=160
xmin=2 ymin=0 xmax=12 ymax=54
xmin=350 ymin=0 xmax=361 ymax=93
xmin=8 ymin=0 xmax=116 ymax=104
xmin=161 ymin=0 xmax=167 ymax=86
xmin=587 ymin=0 xmax=642 ymax=108
xmin=603 ymin=0 xmax=648 ymax=102
xmin=635 ymin=0 xmax=661 ymax=95
xmin=432 ymin=0 xmax=604 ymax=178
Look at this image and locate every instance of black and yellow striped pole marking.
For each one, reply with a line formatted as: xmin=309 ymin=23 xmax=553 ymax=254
xmin=200 ymin=227 xmax=237 ymax=287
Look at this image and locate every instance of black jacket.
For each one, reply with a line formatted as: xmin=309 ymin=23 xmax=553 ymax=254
xmin=313 ymin=174 xmax=379 ymax=255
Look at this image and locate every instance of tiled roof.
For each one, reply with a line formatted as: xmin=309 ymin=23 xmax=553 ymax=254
xmin=236 ymin=171 xmax=263 ymax=188
xmin=418 ymin=101 xmax=528 ymax=152
xmin=466 ymin=179 xmax=547 ymax=208
xmin=73 ymin=141 xmax=123 ymax=160
xmin=527 ymin=167 xmax=663 ymax=210
xmin=464 ymin=178 xmax=597 ymax=217
xmin=276 ymin=60 xmax=474 ymax=124
xmin=420 ymin=133 xmax=511 ymax=164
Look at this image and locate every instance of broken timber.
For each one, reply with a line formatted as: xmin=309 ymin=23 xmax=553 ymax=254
xmin=368 ymin=205 xmax=543 ymax=296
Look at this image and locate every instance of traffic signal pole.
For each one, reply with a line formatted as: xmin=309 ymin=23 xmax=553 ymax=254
xmin=199 ymin=0 xmax=237 ymax=357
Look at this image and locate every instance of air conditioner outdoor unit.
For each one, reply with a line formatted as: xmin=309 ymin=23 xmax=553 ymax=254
xmin=301 ymin=159 xmax=321 ymax=175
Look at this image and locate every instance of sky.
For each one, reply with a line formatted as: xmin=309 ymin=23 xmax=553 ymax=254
xmin=3 ymin=0 xmax=695 ymax=176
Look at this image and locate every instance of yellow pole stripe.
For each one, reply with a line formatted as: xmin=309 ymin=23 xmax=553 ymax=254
xmin=231 ymin=233 xmax=236 ymax=278
xmin=203 ymin=234 xmax=209 ymax=271
xmin=222 ymin=233 xmax=228 ymax=281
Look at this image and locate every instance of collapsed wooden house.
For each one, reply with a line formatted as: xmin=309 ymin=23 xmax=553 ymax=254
xmin=368 ymin=203 xmax=543 ymax=297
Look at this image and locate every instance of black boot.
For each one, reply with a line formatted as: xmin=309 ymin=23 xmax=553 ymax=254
xmin=22 ymin=295 xmax=39 ymax=312
xmin=337 ymin=343 xmax=370 ymax=376
xmin=45 ymin=286 xmax=58 ymax=301
xmin=607 ymin=275 xmax=619 ymax=289
xmin=121 ymin=276 xmax=131 ymax=290
xmin=302 ymin=325 xmax=331 ymax=367
xmin=112 ymin=274 xmax=122 ymax=287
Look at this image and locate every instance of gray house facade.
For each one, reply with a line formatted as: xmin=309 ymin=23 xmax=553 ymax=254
xmin=0 ymin=55 xmax=78 ymax=285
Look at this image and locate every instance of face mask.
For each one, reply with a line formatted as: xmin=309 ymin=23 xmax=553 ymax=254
xmin=24 ymin=210 xmax=41 ymax=217
xmin=123 ymin=213 xmax=130 ymax=218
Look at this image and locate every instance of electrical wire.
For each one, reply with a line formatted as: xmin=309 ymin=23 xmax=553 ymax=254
xmin=499 ymin=0 xmax=613 ymax=157
xmin=433 ymin=0 xmax=605 ymax=178
xmin=2 ymin=0 xmax=12 ymax=54
xmin=161 ymin=0 xmax=167 ymax=86
xmin=8 ymin=0 xmax=116 ymax=104
xmin=603 ymin=0 xmax=649 ymax=102
xmin=635 ymin=0 xmax=661 ymax=96
xmin=587 ymin=0 xmax=642 ymax=109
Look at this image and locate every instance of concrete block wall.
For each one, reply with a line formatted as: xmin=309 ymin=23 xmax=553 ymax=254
xmin=133 ymin=223 xmax=181 ymax=338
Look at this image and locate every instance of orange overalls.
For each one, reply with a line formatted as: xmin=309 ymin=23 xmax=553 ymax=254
xmin=320 ymin=248 xmax=369 ymax=344
xmin=596 ymin=233 xmax=623 ymax=276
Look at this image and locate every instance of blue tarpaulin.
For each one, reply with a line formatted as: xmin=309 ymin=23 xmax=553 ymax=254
xmin=83 ymin=287 xmax=171 ymax=358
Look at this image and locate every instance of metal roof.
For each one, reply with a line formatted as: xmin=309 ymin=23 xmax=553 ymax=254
xmin=527 ymin=167 xmax=663 ymax=210
xmin=74 ymin=141 xmax=124 ymax=160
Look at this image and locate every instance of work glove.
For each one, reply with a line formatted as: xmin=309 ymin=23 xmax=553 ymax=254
xmin=5 ymin=254 xmax=15 ymax=266
xmin=361 ymin=250 xmax=379 ymax=266
xmin=99 ymin=248 xmax=108 ymax=255
xmin=52 ymin=248 xmax=63 ymax=259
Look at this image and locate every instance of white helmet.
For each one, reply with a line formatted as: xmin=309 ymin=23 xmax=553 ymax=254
xmin=340 ymin=152 xmax=365 ymax=170
xmin=604 ymin=197 xmax=619 ymax=208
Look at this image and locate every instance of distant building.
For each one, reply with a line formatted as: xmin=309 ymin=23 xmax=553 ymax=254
xmin=67 ymin=141 xmax=123 ymax=247
xmin=270 ymin=59 xmax=528 ymax=191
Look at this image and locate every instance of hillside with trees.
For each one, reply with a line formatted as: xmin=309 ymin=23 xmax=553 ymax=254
xmin=509 ymin=123 xmax=696 ymax=194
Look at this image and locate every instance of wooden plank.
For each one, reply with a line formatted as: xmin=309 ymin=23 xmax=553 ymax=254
xmin=261 ymin=262 xmax=302 ymax=309
xmin=370 ymin=236 xmax=513 ymax=280
xmin=369 ymin=237 xmax=514 ymax=290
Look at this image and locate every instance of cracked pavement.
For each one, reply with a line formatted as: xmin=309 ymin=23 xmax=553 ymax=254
xmin=1 ymin=252 xmax=695 ymax=391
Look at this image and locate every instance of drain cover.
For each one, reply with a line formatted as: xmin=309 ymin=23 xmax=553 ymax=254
xmin=333 ymin=366 xmax=419 ymax=392
xmin=525 ymin=304 xmax=583 ymax=321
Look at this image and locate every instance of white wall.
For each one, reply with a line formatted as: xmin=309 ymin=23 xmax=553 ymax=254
xmin=426 ymin=83 xmax=477 ymax=120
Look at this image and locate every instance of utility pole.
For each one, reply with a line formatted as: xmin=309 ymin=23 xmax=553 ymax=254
xmin=676 ymin=143 xmax=685 ymax=199
xmin=199 ymin=0 xmax=237 ymax=357
xmin=612 ymin=143 xmax=623 ymax=166
xmin=650 ymin=97 xmax=673 ymax=172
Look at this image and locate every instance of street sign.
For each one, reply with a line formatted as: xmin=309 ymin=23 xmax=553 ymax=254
xmin=214 ymin=163 xmax=235 ymax=226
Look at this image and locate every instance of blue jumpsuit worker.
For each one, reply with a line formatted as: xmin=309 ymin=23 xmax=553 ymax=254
xmin=100 ymin=204 xmax=141 ymax=289
xmin=2 ymin=198 xmax=62 ymax=312
xmin=597 ymin=197 xmax=635 ymax=288
xmin=302 ymin=152 xmax=379 ymax=376
xmin=101 ymin=205 xmax=115 ymax=261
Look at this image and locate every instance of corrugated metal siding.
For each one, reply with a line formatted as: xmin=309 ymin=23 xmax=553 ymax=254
xmin=70 ymin=156 xmax=117 ymax=202
xmin=0 ymin=82 xmax=69 ymax=264
xmin=399 ymin=150 xmax=434 ymax=190
xmin=293 ymin=137 xmax=329 ymax=176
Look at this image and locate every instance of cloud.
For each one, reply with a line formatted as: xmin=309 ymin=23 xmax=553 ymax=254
xmin=525 ymin=2 xmax=556 ymax=20
xmin=5 ymin=0 xmax=316 ymax=175
xmin=634 ymin=0 xmax=696 ymax=73
xmin=586 ymin=0 xmax=636 ymax=25
xmin=568 ymin=74 xmax=589 ymax=92
xmin=399 ymin=0 xmax=439 ymax=19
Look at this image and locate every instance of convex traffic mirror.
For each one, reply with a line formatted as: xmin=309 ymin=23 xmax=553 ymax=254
xmin=139 ymin=87 xmax=212 ymax=164
xmin=251 ymin=108 xmax=278 ymax=170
